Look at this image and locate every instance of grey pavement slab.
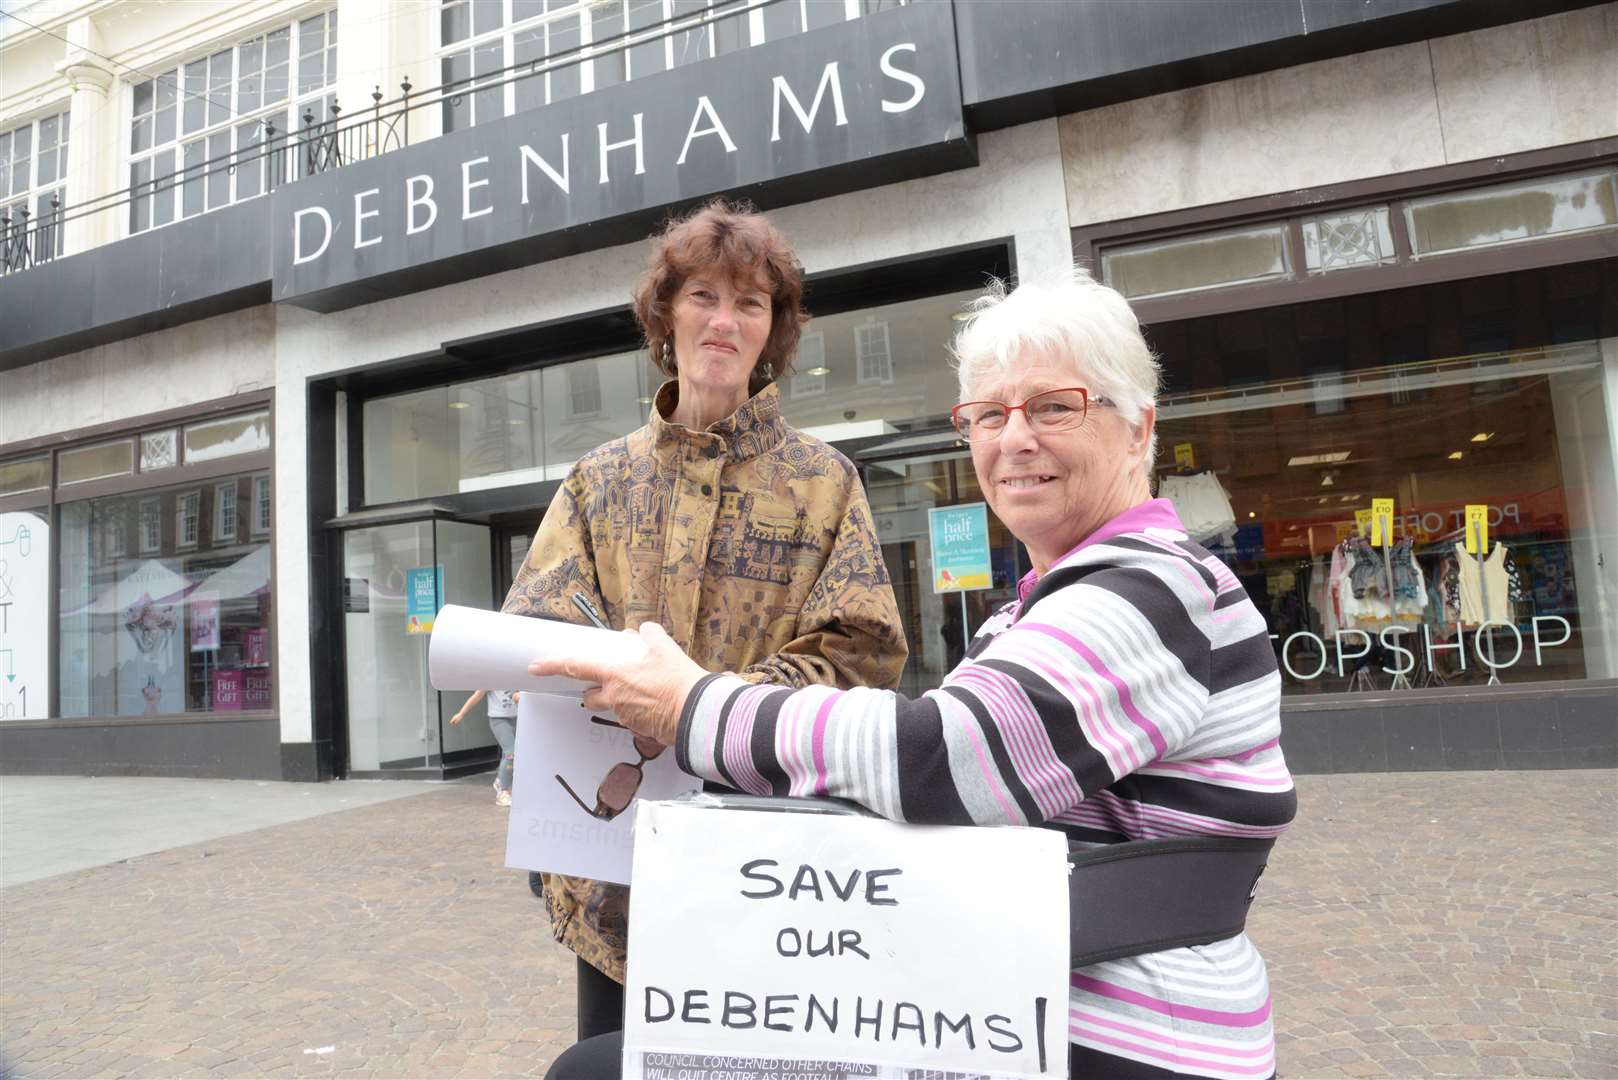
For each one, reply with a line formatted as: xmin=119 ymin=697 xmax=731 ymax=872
xmin=0 ymin=770 xmax=1614 ymax=1079
xmin=0 ymin=775 xmax=444 ymax=888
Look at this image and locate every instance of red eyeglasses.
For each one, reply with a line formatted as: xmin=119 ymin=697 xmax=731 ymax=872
xmin=950 ymin=387 xmax=1112 ymax=442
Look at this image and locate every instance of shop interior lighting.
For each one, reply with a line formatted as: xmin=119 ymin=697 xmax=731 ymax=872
xmin=805 ymin=366 xmax=832 ymax=377
xmin=1471 ymin=432 xmax=1494 ymax=442
xmin=1320 ymin=473 xmax=1335 ymax=487
xmin=448 ymin=400 xmax=471 ymax=410
xmin=1287 ymin=451 xmax=1351 ymax=466
xmin=507 ymin=418 xmax=526 ymax=426
xmin=637 ymin=396 xmax=654 ymax=405
xmin=1449 ymin=450 xmax=1464 ymax=460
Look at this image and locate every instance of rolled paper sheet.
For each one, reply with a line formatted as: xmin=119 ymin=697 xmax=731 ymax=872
xmin=427 ymin=604 xmax=646 ymax=697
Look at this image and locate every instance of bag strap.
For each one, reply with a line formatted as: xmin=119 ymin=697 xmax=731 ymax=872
xmin=1068 ymin=836 xmax=1274 ymax=967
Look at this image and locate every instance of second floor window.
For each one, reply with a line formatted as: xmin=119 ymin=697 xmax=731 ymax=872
xmin=437 ymin=0 xmax=881 ymax=133
xmin=128 ymin=11 xmax=337 ymax=235
xmin=1 ymin=110 xmax=70 ymax=264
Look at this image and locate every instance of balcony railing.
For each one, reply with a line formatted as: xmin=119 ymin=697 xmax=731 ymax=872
xmin=0 ymin=0 xmax=856 ymax=279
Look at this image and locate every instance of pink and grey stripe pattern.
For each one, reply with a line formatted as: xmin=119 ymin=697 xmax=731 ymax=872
xmin=675 ymin=499 xmax=1294 ymax=1079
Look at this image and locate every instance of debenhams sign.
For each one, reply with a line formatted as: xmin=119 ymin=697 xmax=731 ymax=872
xmin=273 ymin=3 xmax=970 ymax=311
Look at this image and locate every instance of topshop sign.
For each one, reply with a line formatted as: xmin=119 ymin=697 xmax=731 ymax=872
xmin=273 ymin=3 xmax=971 ymax=311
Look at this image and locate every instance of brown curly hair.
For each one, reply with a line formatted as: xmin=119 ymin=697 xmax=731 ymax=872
xmin=632 ymin=199 xmax=808 ymax=385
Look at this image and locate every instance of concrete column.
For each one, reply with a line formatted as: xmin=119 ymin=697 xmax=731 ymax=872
xmin=56 ymin=16 xmax=119 ymax=256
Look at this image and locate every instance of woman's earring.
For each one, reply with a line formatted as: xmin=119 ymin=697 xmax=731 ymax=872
xmin=662 ymin=341 xmax=672 ymax=366
xmin=762 ymin=361 xmax=775 ymax=381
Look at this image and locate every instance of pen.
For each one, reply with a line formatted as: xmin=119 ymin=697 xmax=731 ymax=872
xmin=571 ymin=592 xmax=609 ymax=630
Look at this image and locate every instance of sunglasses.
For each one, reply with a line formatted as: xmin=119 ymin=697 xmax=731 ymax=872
xmin=555 ymin=716 xmax=665 ymax=821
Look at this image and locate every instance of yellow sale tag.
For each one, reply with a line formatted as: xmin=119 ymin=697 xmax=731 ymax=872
xmin=1173 ymin=442 xmax=1196 ymax=469
xmin=1371 ymin=498 xmax=1395 ymax=546
xmin=1355 ymin=509 xmax=1373 ymax=537
xmin=1464 ymin=504 xmax=1489 ymax=555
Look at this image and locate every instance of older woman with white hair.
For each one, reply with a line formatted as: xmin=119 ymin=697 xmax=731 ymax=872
xmin=536 ymin=267 xmax=1296 ymax=1080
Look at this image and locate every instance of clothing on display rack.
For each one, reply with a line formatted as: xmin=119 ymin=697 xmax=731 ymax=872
xmin=1330 ymin=535 xmax=1428 ymax=629
xmin=1158 ymin=470 xmax=1236 ymax=544
xmin=1453 ymin=542 xmax=1521 ymax=625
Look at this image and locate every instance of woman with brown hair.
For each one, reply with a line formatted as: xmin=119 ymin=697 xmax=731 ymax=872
xmin=502 ymin=199 xmax=909 ymax=1044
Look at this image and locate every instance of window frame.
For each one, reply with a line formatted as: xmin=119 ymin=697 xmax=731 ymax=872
xmin=123 ymin=9 xmax=338 ymax=237
xmin=139 ymin=496 xmax=163 ymax=554
xmin=252 ymin=473 xmax=272 ymax=536
xmin=0 ymin=108 xmax=72 ymax=264
xmin=176 ymin=489 xmax=202 ymax=549
xmin=431 ymin=0 xmax=877 ymax=132
xmin=214 ymin=480 xmax=239 ymax=543
xmin=1071 ymin=142 xmax=1618 ymax=326
xmin=855 ymin=321 xmax=894 ymax=386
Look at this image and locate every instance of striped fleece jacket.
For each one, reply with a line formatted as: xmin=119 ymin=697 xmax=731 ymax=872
xmin=674 ymin=498 xmax=1296 ymax=1079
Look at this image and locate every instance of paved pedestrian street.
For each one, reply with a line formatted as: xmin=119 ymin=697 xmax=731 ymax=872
xmin=1 ymin=770 xmax=1614 ymax=1079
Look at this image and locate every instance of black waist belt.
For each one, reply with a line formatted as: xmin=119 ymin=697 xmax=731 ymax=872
xmin=1067 ymin=836 xmax=1274 ymax=967
xmin=670 ymin=793 xmax=1274 ymax=967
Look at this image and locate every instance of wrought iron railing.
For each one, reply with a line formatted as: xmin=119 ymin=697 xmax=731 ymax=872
xmin=0 ymin=0 xmax=831 ymax=278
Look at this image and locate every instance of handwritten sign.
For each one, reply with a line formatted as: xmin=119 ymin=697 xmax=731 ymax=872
xmin=1464 ymin=504 xmax=1489 ymax=555
xmin=623 ymin=802 xmax=1069 ymax=1079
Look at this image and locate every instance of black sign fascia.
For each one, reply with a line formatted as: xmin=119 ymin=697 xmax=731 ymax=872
xmin=272 ymin=2 xmax=973 ymax=313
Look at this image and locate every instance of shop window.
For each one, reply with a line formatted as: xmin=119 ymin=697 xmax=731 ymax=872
xmin=1405 ymin=169 xmax=1617 ymax=258
xmin=1102 ymin=223 xmax=1292 ymax=301
xmin=0 ymin=109 xmax=69 ymax=266
xmin=58 ymin=440 xmax=134 ymax=485
xmin=0 ymin=507 xmax=49 ymax=720
xmin=183 ymin=410 xmax=271 ymax=462
xmin=127 ymin=13 xmax=335 ymax=234
xmin=775 ymin=288 xmax=976 ymax=438
xmin=140 ymin=430 xmax=178 ymax=471
xmin=362 ymin=350 xmax=660 ymax=503
xmin=0 ymin=455 xmax=50 ymax=497
xmin=1147 ymin=258 xmax=1618 ymax=697
xmin=57 ymin=471 xmax=274 ymax=718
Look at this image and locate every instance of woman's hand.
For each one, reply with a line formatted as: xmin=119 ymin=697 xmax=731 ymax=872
xmin=528 ymin=623 xmax=706 ymax=747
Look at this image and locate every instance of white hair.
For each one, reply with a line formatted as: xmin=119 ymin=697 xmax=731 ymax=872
xmin=950 ymin=265 xmax=1161 ymax=462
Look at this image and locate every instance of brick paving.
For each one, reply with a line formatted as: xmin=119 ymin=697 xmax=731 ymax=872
xmin=1 ymin=770 xmax=1614 ymax=1079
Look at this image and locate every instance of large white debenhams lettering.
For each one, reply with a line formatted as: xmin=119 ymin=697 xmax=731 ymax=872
xmin=290 ymin=43 xmax=929 ymax=264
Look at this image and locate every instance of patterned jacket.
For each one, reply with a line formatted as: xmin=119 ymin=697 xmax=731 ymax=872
xmin=501 ymin=380 xmax=908 ymax=981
